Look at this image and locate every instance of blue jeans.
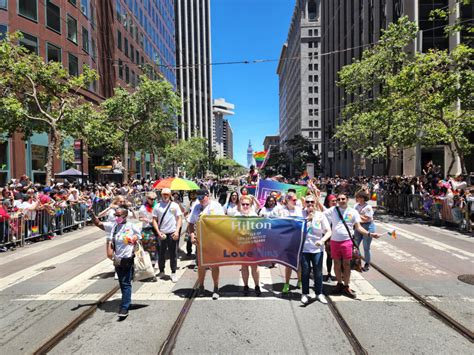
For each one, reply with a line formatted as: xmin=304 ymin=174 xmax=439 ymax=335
xmin=116 ymin=262 xmax=134 ymax=310
xmin=354 ymin=222 xmax=375 ymax=265
xmin=301 ymin=252 xmax=324 ymax=295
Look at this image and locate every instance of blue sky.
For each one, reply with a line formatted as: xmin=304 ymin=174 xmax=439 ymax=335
xmin=211 ymin=0 xmax=294 ymax=166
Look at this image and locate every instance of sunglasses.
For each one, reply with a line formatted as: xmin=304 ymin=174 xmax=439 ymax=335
xmin=305 ymin=201 xmax=315 ymax=204
xmin=197 ymin=195 xmax=206 ymax=200
xmin=147 ymin=198 xmax=156 ymax=201
xmin=241 ymin=203 xmax=250 ymax=206
xmin=337 ymin=198 xmax=347 ymax=201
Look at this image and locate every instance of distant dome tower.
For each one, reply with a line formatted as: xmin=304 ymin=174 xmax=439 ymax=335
xmin=247 ymin=140 xmax=254 ymax=168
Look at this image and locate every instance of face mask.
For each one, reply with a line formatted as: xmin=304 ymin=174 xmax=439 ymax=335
xmin=115 ymin=216 xmax=125 ymax=224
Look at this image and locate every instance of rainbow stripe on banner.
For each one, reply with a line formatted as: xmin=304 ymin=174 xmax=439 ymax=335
xmin=198 ymin=216 xmax=306 ymax=270
xmin=253 ymin=150 xmax=268 ymax=168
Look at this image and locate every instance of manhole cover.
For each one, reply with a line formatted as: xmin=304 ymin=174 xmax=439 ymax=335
xmin=458 ymin=274 xmax=474 ymax=285
xmin=38 ymin=266 xmax=56 ymax=271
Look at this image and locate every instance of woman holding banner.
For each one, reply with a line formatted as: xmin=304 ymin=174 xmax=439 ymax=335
xmin=224 ymin=191 xmax=239 ymax=216
xmin=259 ymin=196 xmax=280 ymax=218
xmin=236 ymin=196 xmax=262 ymax=296
xmin=301 ymin=195 xmax=331 ymax=305
xmin=278 ymin=192 xmax=304 ymax=294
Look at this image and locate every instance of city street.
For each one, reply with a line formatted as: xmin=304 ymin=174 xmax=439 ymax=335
xmin=0 ymin=211 xmax=472 ymax=354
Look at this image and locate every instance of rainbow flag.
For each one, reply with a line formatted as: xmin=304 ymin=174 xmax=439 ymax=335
xmin=253 ymin=151 xmax=267 ymax=168
xmin=300 ymin=171 xmax=309 ymax=181
xmin=31 ymin=226 xmax=39 ymax=236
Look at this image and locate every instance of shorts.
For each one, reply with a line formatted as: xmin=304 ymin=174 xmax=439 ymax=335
xmin=330 ymin=239 xmax=353 ymax=260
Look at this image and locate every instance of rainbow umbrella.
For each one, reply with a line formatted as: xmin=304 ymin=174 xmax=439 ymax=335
xmin=153 ymin=177 xmax=199 ymax=191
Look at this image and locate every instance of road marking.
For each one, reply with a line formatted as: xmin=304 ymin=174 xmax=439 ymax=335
xmin=372 ymin=240 xmax=448 ymax=276
xmin=378 ymin=222 xmax=474 ymax=262
xmin=0 ymin=238 xmax=104 ymax=292
xmin=0 ymin=228 xmax=102 ymax=266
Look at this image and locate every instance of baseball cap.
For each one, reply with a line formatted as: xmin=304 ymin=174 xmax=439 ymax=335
xmin=196 ymin=189 xmax=209 ymax=200
xmin=161 ymin=188 xmax=172 ymax=195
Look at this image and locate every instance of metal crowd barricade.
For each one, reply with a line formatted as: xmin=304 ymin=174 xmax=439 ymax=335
xmin=376 ymin=191 xmax=472 ymax=231
xmin=0 ymin=199 xmax=113 ymax=250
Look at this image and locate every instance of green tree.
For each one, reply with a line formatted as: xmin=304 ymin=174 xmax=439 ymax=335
xmin=284 ymin=135 xmax=318 ymax=177
xmin=389 ymin=44 xmax=474 ymax=174
xmin=102 ymin=75 xmax=181 ymax=182
xmin=0 ymin=33 xmax=105 ymax=183
xmin=335 ymin=17 xmax=419 ymax=174
xmin=164 ymin=137 xmax=208 ymax=177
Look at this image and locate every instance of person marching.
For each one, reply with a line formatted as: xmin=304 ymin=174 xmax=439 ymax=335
xmin=354 ymin=190 xmax=376 ymax=272
xmin=138 ymin=192 xmax=159 ymax=271
xmin=188 ymin=189 xmax=225 ymax=299
xmin=236 ymin=195 xmax=261 ymax=296
xmin=152 ymin=188 xmax=183 ymax=283
xmin=224 ymin=191 xmax=239 ymax=216
xmin=323 ymin=194 xmax=337 ymax=281
xmin=324 ymin=194 xmax=380 ymax=298
xmin=185 ymin=190 xmax=199 ymax=258
xmin=301 ymin=194 xmax=331 ymax=305
xmin=259 ymin=195 xmax=280 ymax=218
xmin=91 ymin=205 xmax=141 ymax=319
xmin=278 ymin=192 xmax=304 ymax=294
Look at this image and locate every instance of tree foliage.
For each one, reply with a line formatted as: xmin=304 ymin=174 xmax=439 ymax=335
xmin=164 ymin=137 xmax=208 ymax=177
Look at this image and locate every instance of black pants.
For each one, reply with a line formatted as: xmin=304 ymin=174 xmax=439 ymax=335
xmin=186 ymin=238 xmax=193 ymax=256
xmin=159 ymin=233 xmax=178 ymax=273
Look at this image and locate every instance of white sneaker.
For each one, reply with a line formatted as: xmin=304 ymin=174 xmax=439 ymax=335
xmin=212 ymin=288 xmax=220 ymax=300
xmin=301 ymin=294 xmax=309 ymax=305
xmin=317 ymin=294 xmax=328 ymax=304
xmin=171 ymin=273 xmax=177 ymax=283
xmin=114 ymin=272 xmax=118 ymax=280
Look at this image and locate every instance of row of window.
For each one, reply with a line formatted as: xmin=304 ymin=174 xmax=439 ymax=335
xmin=117 ymin=30 xmax=144 ymax=66
xmin=308 ymin=109 xmax=319 ymax=116
xmin=308 ymin=29 xmax=319 ymax=37
xmin=308 ymin=86 xmax=319 ymax=94
xmin=117 ymin=59 xmax=138 ymax=87
xmin=308 ymin=75 xmax=319 ymax=82
xmin=308 ymin=97 xmax=319 ymax=105
xmin=308 ymin=120 xmax=319 ymax=128
xmin=308 ymin=63 xmax=319 ymax=71
xmin=308 ymin=41 xmax=319 ymax=49
xmin=308 ymin=131 xmax=320 ymax=139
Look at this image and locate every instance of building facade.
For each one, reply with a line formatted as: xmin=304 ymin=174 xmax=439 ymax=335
xmin=247 ymin=140 xmax=254 ymax=168
xmin=212 ymin=98 xmax=235 ymax=159
xmin=263 ymin=135 xmax=280 ymax=151
xmin=321 ymin=0 xmax=472 ymax=177
xmin=277 ymin=0 xmax=322 ymax=157
xmin=0 ymin=0 xmax=176 ymax=183
xmin=175 ymin=0 xmax=213 ymax=150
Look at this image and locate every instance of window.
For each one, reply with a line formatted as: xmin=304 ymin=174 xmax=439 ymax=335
xmin=80 ymin=0 xmax=89 ymax=18
xmin=309 ymin=63 xmax=313 ymax=71
xmin=19 ymin=32 xmax=38 ymax=54
xmin=315 ymin=132 xmax=319 ymax=139
xmin=67 ymin=15 xmax=78 ymax=43
xmin=315 ymin=120 xmax=319 ymax=127
xmin=125 ymin=65 xmax=130 ymax=83
xmin=136 ymin=50 xmax=139 ymax=65
xmin=82 ymin=27 xmax=89 ymax=52
xmin=309 ymin=29 xmax=313 ymax=36
xmin=130 ymin=44 xmax=134 ymax=62
xmin=309 ymin=131 xmax=313 ymax=138
xmin=91 ymin=38 xmax=96 ymax=60
xmin=309 ymin=109 xmax=313 ymax=116
xmin=117 ymin=30 xmax=122 ymax=50
xmin=118 ymin=59 xmax=123 ymax=79
xmin=308 ymin=0 xmax=318 ymax=21
xmin=314 ymin=98 xmax=319 ymax=105
xmin=69 ymin=0 xmax=77 ymax=5
xmin=68 ymin=53 xmax=79 ymax=76
xmin=46 ymin=1 xmax=61 ymax=33
xmin=309 ymin=86 xmax=313 ymax=94
xmin=18 ymin=0 xmax=37 ymax=21
xmin=0 ymin=0 xmax=7 ymax=9
xmin=131 ymin=70 xmax=135 ymax=87
xmin=308 ymin=75 xmax=313 ymax=82
xmin=124 ymin=37 xmax=129 ymax=57
xmin=309 ymin=98 xmax=313 ymax=105
xmin=0 ymin=24 xmax=7 ymax=40
xmin=308 ymin=42 xmax=313 ymax=48
xmin=309 ymin=120 xmax=313 ymax=127
xmin=46 ymin=43 xmax=61 ymax=63
xmin=314 ymin=86 xmax=319 ymax=93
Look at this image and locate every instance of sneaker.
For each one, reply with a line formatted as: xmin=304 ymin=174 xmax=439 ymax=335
xmin=330 ymin=275 xmax=337 ymax=282
xmin=243 ymin=285 xmax=249 ymax=296
xmin=323 ymin=275 xmax=329 ymax=282
xmin=282 ymin=283 xmax=290 ymax=294
xmin=255 ymin=285 xmax=262 ymax=297
xmin=301 ymin=294 xmax=309 ymax=305
xmin=333 ymin=282 xmax=344 ymax=294
xmin=157 ymin=272 xmax=165 ymax=279
xmin=197 ymin=285 xmax=206 ymax=297
xmin=362 ymin=264 xmax=370 ymax=272
xmin=297 ymin=280 xmax=302 ymax=289
xmin=118 ymin=308 xmax=128 ymax=319
xmin=342 ymin=285 xmax=357 ymax=299
xmin=212 ymin=287 xmax=220 ymax=300
xmin=114 ymin=272 xmax=118 ymax=280
xmin=317 ymin=294 xmax=328 ymax=304
xmin=171 ymin=273 xmax=178 ymax=283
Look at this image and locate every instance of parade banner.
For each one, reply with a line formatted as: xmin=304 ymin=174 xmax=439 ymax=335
xmin=256 ymin=180 xmax=308 ymax=206
xmin=198 ymin=216 xmax=306 ymax=270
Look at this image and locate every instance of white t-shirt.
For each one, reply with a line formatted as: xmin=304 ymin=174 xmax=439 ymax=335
xmin=235 ymin=211 xmax=258 ymax=217
xmin=188 ymin=200 xmax=225 ymax=224
xmin=224 ymin=202 xmax=239 ymax=216
xmin=106 ymin=222 xmax=142 ymax=259
xmin=19 ymin=201 xmax=36 ymax=220
xmin=138 ymin=204 xmax=154 ymax=228
xmin=152 ymin=201 xmax=182 ymax=234
xmin=259 ymin=206 xmax=280 ymax=218
xmin=278 ymin=206 xmax=304 ymax=218
xmin=325 ymin=206 xmax=361 ymax=242
xmin=303 ymin=211 xmax=330 ymax=253
xmin=354 ymin=203 xmax=374 ymax=223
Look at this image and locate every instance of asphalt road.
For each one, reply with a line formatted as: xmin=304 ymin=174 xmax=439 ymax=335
xmin=0 ymin=208 xmax=472 ymax=354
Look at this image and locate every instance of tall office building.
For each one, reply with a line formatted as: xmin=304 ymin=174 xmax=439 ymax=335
xmin=247 ymin=141 xmax=254 ymax=168
xmin=0 ymin=0 xmax=176 ymax=183
xmin=321 ymin=0 xmax=471 ymax=177
xmin=175 ymin=0 xmax=213 ymax=150
xmin=277 ymin=0 xmax=322 ymax=160
xmin=212 ymin=98 xmax=234 ymax=159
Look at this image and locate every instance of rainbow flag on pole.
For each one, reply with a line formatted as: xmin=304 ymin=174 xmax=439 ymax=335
xmin=253 ymin=150 xmax=268 ymax=169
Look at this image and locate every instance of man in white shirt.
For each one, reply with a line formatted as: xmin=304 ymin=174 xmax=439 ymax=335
xmin=188 ymin=189 xmax=225 ymax=299
xmin=152 ymin=188 xmax=183 ymax=283
xmin=325 ymin=194 xmax=380 ymax=298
